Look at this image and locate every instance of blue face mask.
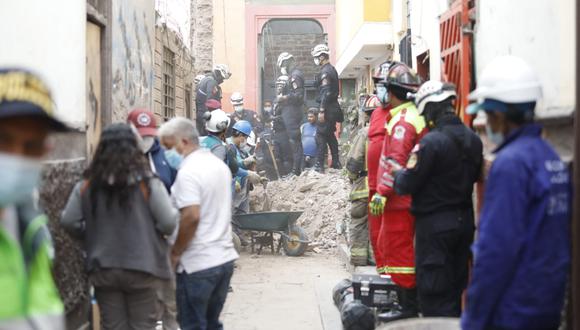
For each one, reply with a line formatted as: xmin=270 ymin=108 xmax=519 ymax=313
xmin=0 ymin=153 xmax=42 ymax=207
xmin=486 ymin=124 xmax=505 ymax=146
xmin=376 ymin=85 xmax=388 ymax=104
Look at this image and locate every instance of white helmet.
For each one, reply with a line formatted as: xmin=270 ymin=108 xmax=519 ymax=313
xmin=194 ymin=74 xmax=205 ymax=85
xmin=213 ymin=64 xmax=232 ymax=80
xmin=277 ymin=52 xmax=294 ymax=69
xmin=415 ymin=80 xmax=457 ymax=114
xmin=230 ymin=92 xmax=244 ymax=105
xmin=311 ymin=44 xmax=330 ymax=57
xmin=204 ymin=109 xmax=230 ymax=133
xmin=469 ymin=56 xmax=542 ymax=104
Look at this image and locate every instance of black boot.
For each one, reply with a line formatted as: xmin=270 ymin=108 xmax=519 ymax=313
xmin=331 ymin=159 xmax=342 ymax=169
xmin=377 ymin=288 xmax=418 ymax=323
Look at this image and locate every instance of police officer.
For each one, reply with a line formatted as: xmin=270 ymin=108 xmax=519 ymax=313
xmin=461 ymin=56 xmax=570 ymax=330
xmin=276 ymin=52 xmax=305 ymax=176
xmin=312 ymin=44 xmax=343 ymax=172
xmin=196 ymin=64 xmax=231 ymax=135
xmin=391 ymin=81 xmax=483 ymax=317
xmin=226 ymin=92 xmax=262 ymax=137
xmin=271 ymin=75 xmax=293 ymax=176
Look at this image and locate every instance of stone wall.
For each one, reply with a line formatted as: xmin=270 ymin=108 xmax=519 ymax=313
xmin=191 ymin=0 xmax=213 ymax=75
xmin=153 ymin=24 xmax=195 ymax=122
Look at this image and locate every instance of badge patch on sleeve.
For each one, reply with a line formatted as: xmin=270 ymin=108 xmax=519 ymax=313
xmin=293 ymin=82 xmax=298 ymax=89
xmin=393 ymin=126 xmax=406 ymax=140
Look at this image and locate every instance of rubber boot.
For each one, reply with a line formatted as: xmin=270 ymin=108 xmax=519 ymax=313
xmin=331 ymin=158 xmax=342 ymax=169
xmin=377 ymin=288 xmax=418 ymax=323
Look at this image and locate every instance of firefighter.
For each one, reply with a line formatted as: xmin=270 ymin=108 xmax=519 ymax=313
xmin=226 ymin=92 xmax=261 ymax=137
xmin=276 ymin=52 xmax=305 ymax=176
xmin=368 ymin=62 xmax=424 ymax=320
xmin=367 ymin=61 xmax=392 ymax=271
xmin=391 ymin=81 xmax=483 ymax=317
xmin=461 ymin=56 xmax=571 ymax=330
xmin=196 ymin=64 xmax=231 ymax=135
xmin=345 ymin=95 xmax=381 ymax=266
xmin=312 ymin=44 xmax=343 ymax=172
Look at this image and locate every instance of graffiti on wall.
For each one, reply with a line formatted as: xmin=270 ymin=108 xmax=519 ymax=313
xmin=112 ymin=1 xmax=154 ymax=121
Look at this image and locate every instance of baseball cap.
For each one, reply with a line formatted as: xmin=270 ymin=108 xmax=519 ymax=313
xmin=0 ymin=68 xmax=70 ymax=131
xmin=205 ymin=99 xmax=221 ymax=111
xmin=127 ymin=109 xmax=157 ymax=136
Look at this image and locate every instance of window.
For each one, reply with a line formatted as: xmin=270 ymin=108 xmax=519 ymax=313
xmin=163 ymin=47 xmax=175 ymax=119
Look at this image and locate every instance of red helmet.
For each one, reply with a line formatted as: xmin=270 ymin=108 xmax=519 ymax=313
xmin=373 ymin=61 xmax=391 ymax=81
xmin=363 ymin=95 xmax=382 ymax=112
xmin=380 ymin=62 xmax=421 ymax=93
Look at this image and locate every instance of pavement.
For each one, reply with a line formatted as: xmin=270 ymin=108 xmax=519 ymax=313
xmin=222 ymin=250 xmax=350 ymax=330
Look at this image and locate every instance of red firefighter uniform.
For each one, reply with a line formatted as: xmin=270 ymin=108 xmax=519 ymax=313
xmin=375 ymin=101 xmax=426 ymax=288
xmin=366 ymin=103 xmax=391 ymax=269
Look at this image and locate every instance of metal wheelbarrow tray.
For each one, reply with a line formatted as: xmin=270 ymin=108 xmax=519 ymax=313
xmin=233 ymin=211 xmax=310 ymax=256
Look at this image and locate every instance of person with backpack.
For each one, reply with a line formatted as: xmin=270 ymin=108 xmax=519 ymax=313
xmin=61 ymin=123 xmax=179 ymax=330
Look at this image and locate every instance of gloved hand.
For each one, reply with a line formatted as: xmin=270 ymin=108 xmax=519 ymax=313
xmin=246 ymin=171 xmax=262 ymax=185
xmin=369 ymin=193 xmax=387 ymax=216
xmin=260 ymin=177 xmax=269 ymax=184
xmin=243 ymin=155 xmax=257 ymax=168
xmin=235 ymin=181 xmax=241 ymax=193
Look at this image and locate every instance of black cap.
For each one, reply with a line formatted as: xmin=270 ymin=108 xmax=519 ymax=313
xmin=0 ymin=68 xmax=70 ymax=132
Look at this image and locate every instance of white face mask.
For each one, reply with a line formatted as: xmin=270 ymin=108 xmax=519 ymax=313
xmin=486 ymin=124 xmax=505 ymax=145
xmin=140 ymin=136 xmax=156 ymax=153
xmin=234 ymin=105 xmax=244 ymax=113
xmin=0 ymin=153 xmax=42 ymax=207
xmin=264 ymin=106 xmax=272 ymax=113
xmin=314 ymin=57 xmax=320 ymax=66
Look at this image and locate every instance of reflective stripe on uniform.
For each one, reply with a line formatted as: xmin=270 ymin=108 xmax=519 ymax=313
xmin=385 ymin=266 xmax=415 ymax=274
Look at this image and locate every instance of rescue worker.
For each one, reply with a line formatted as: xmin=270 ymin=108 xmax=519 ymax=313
xmin=312 ymin=44 xmax=343 ymax=172
xmin=0 ymin=68 xmax=65 ymax=329
xmin=226 ymin=92 xmax=262 ymax=137
xmin=301 ymin=109 xmax=318 ymax=169
xmin=228 ymin=121 xmax=264 ymax=215
xmin=461 ymin=56 xmax=571 ymax=330
xmin=276 ymin=52 xmax=305 ymax=176
xmin=345 ymin=96 xmax=380 ymax=266
xmin=392 ymin=81 xmax=483 ymax=317
xmin=366 ymin=61 xmax=392 ymax=271
xmin=199 ymin=109 xmax=239 ymax=177
xmin=205 ymin=98 xmax=222 ymax=112
xmin=369 ymin=62 xmax=424 ymax=320
xmin=196 ymin=64 xmax=231 ymax=135
xmin=194 ymin=74 xmax=205 ymax=86
xmin=272 ymin=75 xmax=293 ymax=176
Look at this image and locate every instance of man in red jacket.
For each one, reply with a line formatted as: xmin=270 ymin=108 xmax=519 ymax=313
xmin=366 ymin=62 xmax=392 ymax=271
xmin=369 ymin=62 xmax=425 ymax=321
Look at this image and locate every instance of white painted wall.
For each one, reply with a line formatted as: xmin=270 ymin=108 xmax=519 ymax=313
xmin=474 ymin=0 xmax=576 ymax=118
xmin=155 ymin=0 xmax=191 ymax=47
xmin=410 ymin=0 xmax=448 ymax=79
xmin=0 ymin=0 xmax=86 ymax=129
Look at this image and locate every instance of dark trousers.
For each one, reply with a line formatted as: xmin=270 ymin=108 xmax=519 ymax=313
xmin=196 ymin=109 xmax=207 ymax=136
xmin=287 ymin=128 xmax=303 ymax=175
xmin=415 ymin=209 xmax=475 ymax=317
xmin=316 ymin=123 xmax=339 ymax=168
xmin=90 ymin=269 xmax=162 ymax=330
xmin=273 ymin=130 xmax=293 ymax=175
xmin=176 ymin=261 xmax=235 ymax=330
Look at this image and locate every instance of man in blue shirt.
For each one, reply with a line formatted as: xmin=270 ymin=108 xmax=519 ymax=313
xmin=462 ymin=56 xmax=571 ymax=330
xmin=301 ymin=109 xmax=318 ymax=169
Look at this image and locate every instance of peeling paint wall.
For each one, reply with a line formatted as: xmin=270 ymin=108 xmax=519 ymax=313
xmin=191 ymin=0 xmax=214 ymax=76
xmin=112 ymin=0 xmax=155 ymax=122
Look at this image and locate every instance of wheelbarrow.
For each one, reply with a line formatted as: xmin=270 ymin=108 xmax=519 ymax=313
xmin=232 ymin=211 xmax=310 ymax=256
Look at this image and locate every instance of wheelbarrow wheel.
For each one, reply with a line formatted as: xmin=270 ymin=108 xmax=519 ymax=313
xmin=232 ymin=232 xmax=242 ymax=253
xmin=283 ymin=226 xmax=308 ymax=257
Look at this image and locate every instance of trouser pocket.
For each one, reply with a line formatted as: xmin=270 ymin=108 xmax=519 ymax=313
xmin=417 ymin=251 xmax=452 ymax=295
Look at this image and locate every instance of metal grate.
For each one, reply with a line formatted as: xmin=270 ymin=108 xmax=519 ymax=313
xmin=163 ymin=47 xmax=175 ymax=119
xmin=440 ymin=0 xmax=474 ymax=124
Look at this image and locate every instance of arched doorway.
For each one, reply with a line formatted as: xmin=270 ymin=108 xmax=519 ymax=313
xmin=258 ymin=18 xmax=326 ymax=111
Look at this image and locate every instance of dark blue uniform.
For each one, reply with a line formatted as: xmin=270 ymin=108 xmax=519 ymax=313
xmin=278 ymin=68 xmax=305 ymax=175
xmin=315 ymin=63 xmax=343 ymax=169
xmin=195 ymin=74 xmax=222 ymax=134
xmin=394 ymin=114 xmax=483 ymax=316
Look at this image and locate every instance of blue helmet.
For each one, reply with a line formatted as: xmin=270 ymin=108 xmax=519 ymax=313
xmin=232 ymin=120 xmax=252 ymax=137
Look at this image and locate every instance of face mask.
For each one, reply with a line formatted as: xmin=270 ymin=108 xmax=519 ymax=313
xmin=0 ymin=153 xmax=42 ymax=207
xmin=281 ymin=67 xmax=288 ymax=75
xmin=314 ymin=57 xmax=320 ymax=66
xmin=486 ymin=124 xmax=504 ymax=145
xmin=140 ymin=136 xmax=155 ymax=153
xmin=376 ymin=85 xmax=388 ymax=104
xmin=234 ymin=105 xmax=244 ymax=113
xmin=264 ymin=106 xmax=272 ymax=113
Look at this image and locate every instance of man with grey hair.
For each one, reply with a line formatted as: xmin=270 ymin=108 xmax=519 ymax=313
xmin=168 ymin=117 xmax=238 ymax=330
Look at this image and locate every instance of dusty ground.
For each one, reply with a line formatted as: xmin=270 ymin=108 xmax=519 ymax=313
xmin=222 ymin=251 xmax=349 ymax=330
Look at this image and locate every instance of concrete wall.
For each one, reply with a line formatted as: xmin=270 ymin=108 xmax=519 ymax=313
xmin=409 ymin=0 xmax=448 ymax=79
xmin=336 ymin=0 xmax=364 ymax=59
xmin=111 ymin=0 xmax=155 ymax=122
xmin=0 ymin=0 xmax=86 ymax=129
xmin=364 ymin=0 xmax=391 ymax=22
xmin=191 ymin=0 xmax=214 ymax=76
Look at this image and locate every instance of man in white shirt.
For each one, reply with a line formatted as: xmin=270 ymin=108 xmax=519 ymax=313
xmin=168 ymin=117 xmax=238 ymax=330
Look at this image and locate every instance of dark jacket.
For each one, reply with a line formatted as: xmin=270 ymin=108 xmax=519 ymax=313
xmin=394 ymin=114 xmax=483 ymax=215
xmin=226 ymin=109 xmax=262 ymax=137
xmin=461 ymin=124 xmax=571 ymax=330
xmin=147 ymin=139 xmax=177 ymax=192
xmin=196 ymin=74 xmax=222 ymax=115
xmin=315 ymin=63 xmax=342 ymax=125
xmin=279 ymin=68 xmax=305 ymax=131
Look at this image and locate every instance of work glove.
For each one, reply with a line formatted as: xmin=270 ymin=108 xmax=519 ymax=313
xmin=246 ymin=171 xmax=262 ymax=185
xmin=235 ymin=181 xmax=241 ymax=193
xmin=243 ymin=155 xmax=257 ymax=168
xmin=369 ymin=193 xmax=387 ymax=216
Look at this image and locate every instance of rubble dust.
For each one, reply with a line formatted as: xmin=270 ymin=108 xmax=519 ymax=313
xmin=250 ymin=169 xmax=350 ymax=250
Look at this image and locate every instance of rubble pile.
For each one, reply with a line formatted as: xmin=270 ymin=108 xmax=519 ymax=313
xmin=250 ymin=169 xmax=351 ymax=250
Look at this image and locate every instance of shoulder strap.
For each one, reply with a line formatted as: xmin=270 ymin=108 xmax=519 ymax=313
xmin=139 ymin=181 xmax=150 ymax=202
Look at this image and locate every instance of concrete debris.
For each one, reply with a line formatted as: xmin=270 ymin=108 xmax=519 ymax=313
xmin=250 ymin=169 xmax=350 ymax=250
